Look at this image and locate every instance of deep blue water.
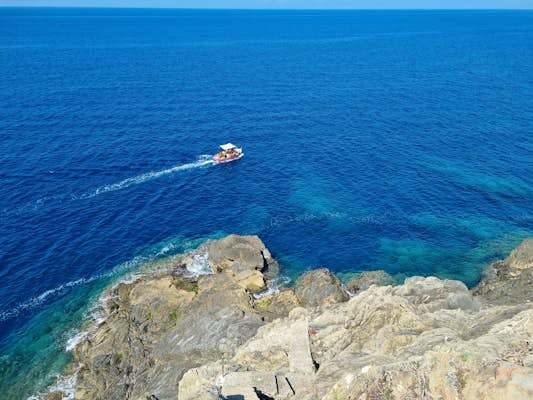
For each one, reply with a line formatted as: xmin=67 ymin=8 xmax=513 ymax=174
xmin=1 ymin=7 xmax=532 ymax=398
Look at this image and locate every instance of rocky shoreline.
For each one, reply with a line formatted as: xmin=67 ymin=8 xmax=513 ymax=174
xmin=48 ymin=235 xmax=533 ymax=400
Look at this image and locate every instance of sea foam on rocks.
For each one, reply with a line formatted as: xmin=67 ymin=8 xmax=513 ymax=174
xmin=48 ymin=236 xmax=533 ymax=400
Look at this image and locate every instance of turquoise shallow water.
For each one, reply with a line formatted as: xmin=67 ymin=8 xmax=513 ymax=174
xmin=0 ymin=8 xmax=532 ymax=398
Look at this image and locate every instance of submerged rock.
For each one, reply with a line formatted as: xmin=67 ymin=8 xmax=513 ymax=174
xmin=56 ymin=235 xmax=533 ymax=400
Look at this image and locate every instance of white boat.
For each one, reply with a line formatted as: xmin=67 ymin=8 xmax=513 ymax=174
xmin=213 ymin=143 xmax=244 ymax=163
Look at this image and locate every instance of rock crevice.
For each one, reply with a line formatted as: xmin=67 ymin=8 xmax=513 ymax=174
xmin=55 ymin=237 xmax=533 ymax=400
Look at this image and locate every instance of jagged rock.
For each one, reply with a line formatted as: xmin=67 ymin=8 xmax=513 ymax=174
xmin=196 ymin=272 xmax=254 ymax=311
xmin=394 ymin=276 xmax=480 ymax=312
xmin=253 ymin=289 xmax=302 ymax=321
xmin=44 ymin=392 xmax=65 ymax=400
xmin=177 ymin=361 xmax=227 ymax=400
xmin=73 ymin=275 xmax=198 ymax=400
xmin=178 ymin=241 xmax=533 ymax=400
xmin=232 ymin=307 xmax=315 ymax=375
xmin=474 ymin=238 xmax=533 ymax=306
xmin=72 ymin=235 xmax=276 ymax=400
xmin=208 ymin=234 xmax=278 ymax=275
xmin=143 ymin=306 xmax=263 ymax=399
xmin=180 ymin=308 xmax=316 ymax=400
xmin=128 ymin=276 xmax=196 ymax=329
xmin=206 ymin=235 xmax=280 ymax=293
xmin=235 ymin=269 xmax=266 ymax=294
xmin=346 ymin=269 xmax=396 ymax=293
xmin=506 ymin=239 xmax=533 ymax=270
xmin=63 ymin=236 xmax=533 ymax=400
xmin=321 ymin=309 xmax=533 ymax=400
xmin=294 ymin=268 xmax=349 ymax=308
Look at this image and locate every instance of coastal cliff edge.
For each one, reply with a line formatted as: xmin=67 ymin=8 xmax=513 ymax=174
xmin=48 ymin=235 xmax=533 ymax=400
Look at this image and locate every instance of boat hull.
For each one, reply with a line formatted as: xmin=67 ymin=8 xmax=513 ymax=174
xmin=213 ymin=153 xmax=244 ymax=163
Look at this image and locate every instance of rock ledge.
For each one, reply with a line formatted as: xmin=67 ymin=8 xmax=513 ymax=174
xmin=52 ymin=237 xmax=533 ymax=400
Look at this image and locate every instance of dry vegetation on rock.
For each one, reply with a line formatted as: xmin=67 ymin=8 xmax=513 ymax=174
xmin=54 ymin=236 xmax=533 ymax=400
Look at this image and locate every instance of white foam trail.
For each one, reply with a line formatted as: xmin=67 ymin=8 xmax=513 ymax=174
xmin=2 ymin=156 xmax=215 ymax=217
xmin=79 ymin=155 xmax=214 ymax=199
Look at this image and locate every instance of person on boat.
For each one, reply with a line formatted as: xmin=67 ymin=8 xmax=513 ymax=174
xmin=213 ymin=143 xmax=243 ymax=163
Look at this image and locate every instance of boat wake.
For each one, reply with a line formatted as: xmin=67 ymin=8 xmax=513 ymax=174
xmin=78 ymin=155 xmax=215 ymax=199
xmin=1 ymin=155 xmax=216 ymax=217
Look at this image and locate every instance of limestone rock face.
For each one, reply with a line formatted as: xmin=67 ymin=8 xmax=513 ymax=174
xmin=70 ymin=235 xmax=280 ymax=400
xmin=177 ymin=239 xmax=533 ymax=400
xmin=59 ymin=235 xmax=533 ymax=400
xmin=206 ymin=235 xmax=279 ymax=293
xmin=294 ymin=268 xmax=349 ymax=308
xmin=506 ymin=239 xmax=533 ymax=270
xmin=179 ymin=308 xmax=316 ymax=400
xmin=474 ymin=239 xmax=533 ymax=306
xmin=209 ymin=234 xmax=278 ymax=272
xmin=254 ymin=289 xmax=302 ymax=321
xmin=73 ymin=275 xmax=198 ymax=400
xmin=346 ymin=269 xmax=395 ymax=293
xmin=394 ymin=276 xmax=480 ymax=312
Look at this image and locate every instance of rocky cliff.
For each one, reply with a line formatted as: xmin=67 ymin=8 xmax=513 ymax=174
xmin=50 ymin=236 xmax=533 ymax=400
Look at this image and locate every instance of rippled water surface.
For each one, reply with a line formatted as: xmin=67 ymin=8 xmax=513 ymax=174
xmin=0 ymin=8 xmax=532 ymax=398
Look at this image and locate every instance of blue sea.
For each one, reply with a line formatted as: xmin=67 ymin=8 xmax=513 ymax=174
xmin=0 ymin=7 xmax=532 ymax=398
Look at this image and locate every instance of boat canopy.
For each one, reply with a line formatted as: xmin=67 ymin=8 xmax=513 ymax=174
xmin=220 ymin=143 xmax=237 ymax=151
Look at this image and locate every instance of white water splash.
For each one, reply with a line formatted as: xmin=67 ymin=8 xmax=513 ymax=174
xmin=65 ymin=331 xmax=88 ymax=352
xmin=60 ymin=240 xmax=212 ymax=351
xmin=28 ymin=368 xmax=79 ymax=400
xmin=49 ymin=373 xmax=76 ymax=400
xmin=253 ymin=276 xmax=291 ymax=299
xmin=26 ymin=368 xmax=79 ymax=400
xmin=64 ymin=299 xmax=108 ymax=353
xmin=0 ymin=276 xmax=98 ymax=323
xmin=0 ymin=244 xmax=166 ymax=323
xmin=78 ymin=155 xmax=214 ymax=198
xmin=185 ymin=250 xmax=213 ymax=276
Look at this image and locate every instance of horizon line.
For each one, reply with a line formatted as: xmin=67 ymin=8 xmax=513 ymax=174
xmin=2 ymin=5 xmax=533 ymax=10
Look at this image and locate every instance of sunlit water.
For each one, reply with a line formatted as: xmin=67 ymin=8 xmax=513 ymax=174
xmin=0 ymin=8 xmax=532 ymax=398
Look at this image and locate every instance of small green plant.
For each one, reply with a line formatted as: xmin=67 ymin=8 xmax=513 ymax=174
xmin=254 ymin=297 xmax=273 ymax=311
xmin=146 ymin=312 xmax=153 ymax=321
xmin=170 ymin=310 xmax=178 ymax=321
xmin=116 ymin=353 xmax=123 ymax=363
xmin=183 ymin=282 xmax=198 ymax=293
